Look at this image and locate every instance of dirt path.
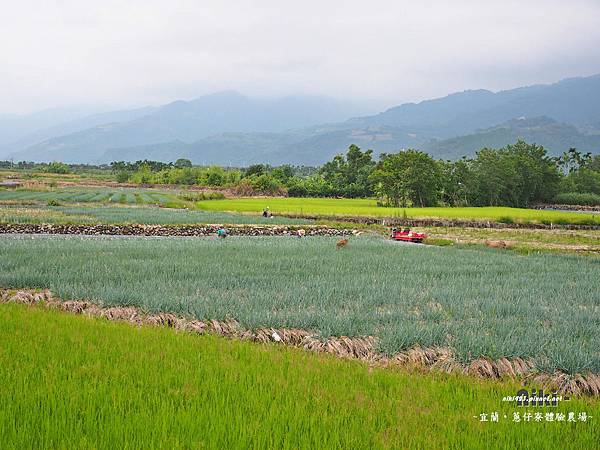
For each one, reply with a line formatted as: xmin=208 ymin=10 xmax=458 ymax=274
xmin=432 ymin=235 xmax=600 ymax=253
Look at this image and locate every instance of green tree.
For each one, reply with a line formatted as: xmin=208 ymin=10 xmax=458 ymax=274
xmin=469 ymin=141 xmax=559 ymax=207
xmin=130 ymin=164 xmax=154 ymax=184
xmin=174 ymin=158 xmax=192 ymax=168
xmin=245 ymin=164 xmax=266 ymax=178
xmin=271 ymin=165 xmax=294 ymax=183
xmin=205 ymin=166 xmax=226 ymax=186
xmin=369 ymin=150 xmax=440 ymax=207
xmin=438 ymin=158 xmax=472 ymax=206
xmin=589 ymin=155 xmax=600 ymax=173
xmin=116 ymin=171 xmax=130 ymax=183
xmin=251 ymin=174 xmax=284 ymax=195
xmin=557 ymin=148 xmax=592 ymax=174
xmin=320 ymin=144 xmax=375 ymax=197
xmin=504 ymin=140 xmax=560 ymax=206
xmin=561 ymin=169 xmax=600 ymax=195
xmin=45 ymin=161 xmax=71 ymax=174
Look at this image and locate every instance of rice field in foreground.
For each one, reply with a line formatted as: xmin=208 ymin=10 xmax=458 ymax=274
xmin=1 ymin=234 xmax=599 ymax=374
xmin=0 ymin=205 xmax=312 ymax=225
xmin=2 ymin=303 xmax=598 ymax=449
xmin=197 ymin=197 xmax=600 ymax=225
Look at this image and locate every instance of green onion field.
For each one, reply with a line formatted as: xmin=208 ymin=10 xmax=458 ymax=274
xmin=1 ymin=234 xmax=599 ymax=374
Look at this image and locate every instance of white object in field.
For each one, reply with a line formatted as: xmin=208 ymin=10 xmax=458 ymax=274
xmin=272 ymin=331 xmax=282 ymax=342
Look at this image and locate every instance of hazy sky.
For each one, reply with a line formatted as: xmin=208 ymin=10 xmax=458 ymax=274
xmin=2 ymin=0 xmax=600 ymax=114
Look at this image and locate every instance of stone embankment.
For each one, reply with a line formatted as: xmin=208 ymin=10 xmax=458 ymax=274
xmin=533 ymin=204 xmax=600 ymax=213
xmin=0 ymin=223 xmax=357 ymax=237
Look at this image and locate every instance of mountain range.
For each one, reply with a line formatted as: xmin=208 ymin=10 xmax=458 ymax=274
xmin=3 ymin=74 xmax=600 ymax=165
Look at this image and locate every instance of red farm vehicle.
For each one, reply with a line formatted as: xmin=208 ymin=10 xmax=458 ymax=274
xmin=391 ymin=228 xmax=427 ymax=243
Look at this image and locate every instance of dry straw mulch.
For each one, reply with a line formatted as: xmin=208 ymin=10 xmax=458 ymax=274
xmin=2 ymin=288 xmax=600 ymax=397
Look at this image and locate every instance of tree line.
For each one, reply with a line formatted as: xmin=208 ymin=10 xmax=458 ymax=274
xmin=108 ymin=142 xmax=600 ymax=207
xmin=2 ymin=141 xmax=600 ymax=207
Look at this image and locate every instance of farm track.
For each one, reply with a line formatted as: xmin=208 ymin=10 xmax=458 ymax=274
xmin=3 ymin=287 xmax=600 ymax=397
xmin=433 ymin=235 xmax=600 ymax=254
xmin=279 ymin=213 xmax=600 ymax=230
xmin=0 ymin=223 xmax=356 ymax=237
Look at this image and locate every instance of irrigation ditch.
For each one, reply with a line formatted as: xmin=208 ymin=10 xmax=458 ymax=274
xmin=2 ymin=287 xmax=600 ymax=397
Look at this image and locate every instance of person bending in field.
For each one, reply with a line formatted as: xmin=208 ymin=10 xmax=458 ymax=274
xmin=217 ymin=228 xmax=228 ymax=239
xmin=262 ymin=207 xmax=270 ymax=218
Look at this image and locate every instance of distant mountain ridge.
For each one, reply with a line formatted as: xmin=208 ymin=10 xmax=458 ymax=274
xmin=349 ymin=75 xmax=600 ymax=138
xmin=5 ymin=92 xmax=369 ymax=162
xmin=422 ymin=116 xmax=600 ymax=160
xmin=5 ymin=74 xmax=600 ymax=164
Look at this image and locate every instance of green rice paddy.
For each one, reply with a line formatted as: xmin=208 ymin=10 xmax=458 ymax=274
xmin=2 ymin=303 xmax=598 ymax=449
xmin=197 ymin=197 xmax=600 ymax=225
xmin=3 ymin=188 xmax=598 ymax=225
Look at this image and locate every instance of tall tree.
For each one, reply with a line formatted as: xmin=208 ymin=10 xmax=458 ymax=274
xmin=369 ymin=149 xmax=440 ymax=207
xmin=320 ymin=144 xmax=375 ymax=197
xmin=469 ymin=141 xmax=559 ymax=207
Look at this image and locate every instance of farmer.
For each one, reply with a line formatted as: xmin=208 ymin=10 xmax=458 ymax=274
xmin=262 ymin=207 xmax=270 ymax=218
xmin=217 ymin=228 xmax=228 ymax=239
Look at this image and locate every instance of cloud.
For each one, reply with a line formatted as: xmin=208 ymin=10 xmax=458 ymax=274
xmin=1 ymin=0 xmax=599 ymax=113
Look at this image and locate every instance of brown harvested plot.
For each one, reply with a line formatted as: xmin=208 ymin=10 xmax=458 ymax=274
xmin=426 ymin=226 xmax=600 ymax=254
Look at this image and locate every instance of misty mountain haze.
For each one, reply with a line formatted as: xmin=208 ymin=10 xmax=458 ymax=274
xmin=1 ymin=92 xmax=370 ymax=161
xmin=3 ymin=74 xmax=600 ymax=165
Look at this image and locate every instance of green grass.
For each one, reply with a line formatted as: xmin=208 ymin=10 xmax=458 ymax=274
xmin=1 ymin=235 xmax=599 ymax=374
xmin=0 ymin=205 xmax=312 ymax=225
xmin=425 ymin=227 xmax=600 ymax=247
xmin=197 ymin=197 xmax=600 ymax=225
xmin=1 ymin=302 xmax=599 ymax=449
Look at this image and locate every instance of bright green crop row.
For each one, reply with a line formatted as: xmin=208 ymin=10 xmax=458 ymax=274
xmin=3 ymin=188 xmax=598 ymax=225
xmin=197 ymin=197 xmax=600 ymax=225
xmin=1 ymin=235 xmax=599 ymax=374
xmin=2 ymin=303 xmax=599 ymax=449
